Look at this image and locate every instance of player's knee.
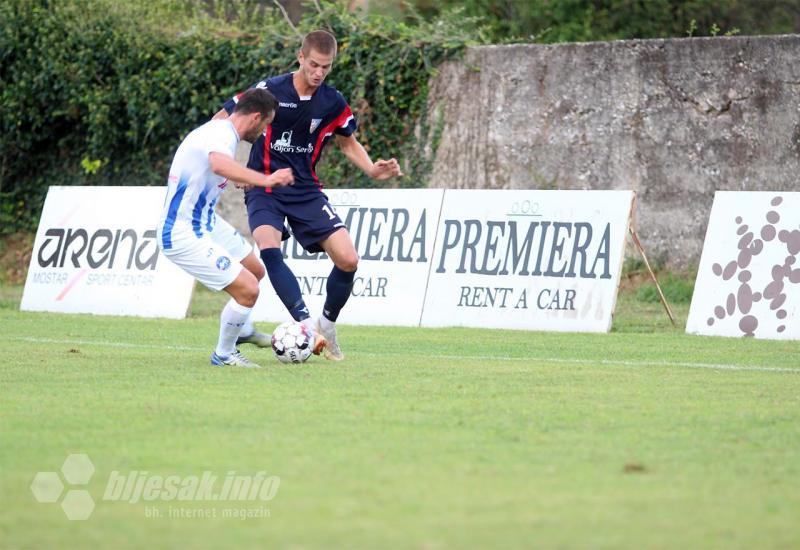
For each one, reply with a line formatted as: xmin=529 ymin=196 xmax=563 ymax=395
xmin=229 ymin=276 xmax=258 ymax=307
xmin=249 ymin=262 xmax=266 ymax=281
xmin=337 ymin=252 xmax=359 ymax=272
xmin=239 ymin=284 xmax=259 ymax=308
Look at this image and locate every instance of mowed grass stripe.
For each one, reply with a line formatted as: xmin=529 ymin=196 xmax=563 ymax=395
xmin=5 ymin=334 xmax=799 ymax=374
xmin=2 ymin=293 xmax=800 ymax=549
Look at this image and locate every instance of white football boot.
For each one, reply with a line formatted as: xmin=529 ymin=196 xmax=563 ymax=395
xmin=315 ymin=316 xmax=344 ymax=361
xmin=236 ymin=330 xmax=272 ymax=348
xmin=301 ymin=317 xmax=327 ymax=356
xmin=210 ymin=350 xmax=261 ymax=368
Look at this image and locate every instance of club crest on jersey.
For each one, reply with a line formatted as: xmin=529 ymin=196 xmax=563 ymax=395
xmin=310 ymin=118 xmax=322 ymax=133
xmin=216 ymin=256 xmax=231 ymax=271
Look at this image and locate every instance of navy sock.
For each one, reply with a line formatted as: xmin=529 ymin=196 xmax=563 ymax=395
xmin=323 ymin=266 xmax=355 ymax=322
xmin=260 ymin=248 xmax=309 ymax=321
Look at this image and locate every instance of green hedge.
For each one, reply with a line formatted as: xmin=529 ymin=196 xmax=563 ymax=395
xmin=413 ymin=0 xmax=795 ymax=43
xmin=0 ymin=0 xmax=473 ymax=234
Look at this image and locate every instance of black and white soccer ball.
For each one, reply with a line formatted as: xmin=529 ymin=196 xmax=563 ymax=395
xmin=271 ymin=321 xmax=314 ymax=364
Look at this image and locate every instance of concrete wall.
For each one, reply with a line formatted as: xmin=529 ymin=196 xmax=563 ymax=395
xmin=218 ymin=35 xmax=800 ymax=269
xmin=424 ymin=35 xmax=800 ymax=269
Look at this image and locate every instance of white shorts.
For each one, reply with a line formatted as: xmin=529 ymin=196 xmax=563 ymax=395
xmin=160 ymin=217 xmax=255 ymax=291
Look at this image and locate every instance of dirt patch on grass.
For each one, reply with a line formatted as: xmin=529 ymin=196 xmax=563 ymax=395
xmin=623 ymin=463 xmax=648 ymax=474
xmin=618 ymin=272 xmax=651 ymax=293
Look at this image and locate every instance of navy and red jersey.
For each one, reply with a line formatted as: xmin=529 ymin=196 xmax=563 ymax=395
xmin=222 ymin=73 xmax=357 ymax=202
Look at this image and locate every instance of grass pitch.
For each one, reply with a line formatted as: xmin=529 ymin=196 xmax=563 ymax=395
xmin=1 ymin=284 xmax=799 ymax=548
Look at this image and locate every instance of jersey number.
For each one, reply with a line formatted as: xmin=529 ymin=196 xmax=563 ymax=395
xmin=322 ymin=204 xmax=337 ymax=220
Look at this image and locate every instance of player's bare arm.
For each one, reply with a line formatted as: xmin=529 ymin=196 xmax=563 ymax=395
xmin=335 ymin=134 xmax=403 ymax=180
xmin=209 ymin=153 xmax=294 ymax=188
xmin=211 ymin=108 xmax=254 ymax=189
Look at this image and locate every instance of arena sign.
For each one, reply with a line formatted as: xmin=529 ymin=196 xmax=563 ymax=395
xmin=686 ymin=191 xmax=800 ymax=340
xmin=421 ymin=190 xmax=635 ymax=332
xmin=250 ymin=189 xmax=445 ymax=326
xmin=21 ymin=186 xmax=195 ymax=318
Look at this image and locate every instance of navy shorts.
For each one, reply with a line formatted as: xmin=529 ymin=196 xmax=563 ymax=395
xmin=245 ymin=190 xmax=346 ymax=253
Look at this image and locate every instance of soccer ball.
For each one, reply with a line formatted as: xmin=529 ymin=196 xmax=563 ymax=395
xmin=271 ymin=321 xmax=314 ymax=364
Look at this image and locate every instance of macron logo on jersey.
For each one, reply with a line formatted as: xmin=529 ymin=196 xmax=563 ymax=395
xmin=279 ymin=102 xmax=298 ymax=109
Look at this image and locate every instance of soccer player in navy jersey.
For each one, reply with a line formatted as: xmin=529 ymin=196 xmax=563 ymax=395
xmin=213 ymin=29 xmax=402 ymax=361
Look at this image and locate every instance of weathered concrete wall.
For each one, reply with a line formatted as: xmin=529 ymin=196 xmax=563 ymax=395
xmin=424 ymin=35 xmax=800 ymax=269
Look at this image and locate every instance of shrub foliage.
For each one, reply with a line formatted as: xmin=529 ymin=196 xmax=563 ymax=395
xmin=0 ymin=0 xmax=473 ymax=233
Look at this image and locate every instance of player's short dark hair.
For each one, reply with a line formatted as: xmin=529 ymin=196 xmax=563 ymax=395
xmin=301 ymin=30 xmax=337 ymax=56
xmin=233 ymin=88 xmax=277 ymax=118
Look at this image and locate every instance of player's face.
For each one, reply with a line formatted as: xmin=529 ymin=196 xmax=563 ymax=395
xmin=298 ymin=48 xmax=334 ymax=89
xmin=243 ymin=112 xmax=273 ymax=142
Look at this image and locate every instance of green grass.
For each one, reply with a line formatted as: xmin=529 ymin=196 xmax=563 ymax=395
xmin=636 ymin=274 xmax=695 ymax=305
xmin=1 ymin=285 xmax=799 ymax=549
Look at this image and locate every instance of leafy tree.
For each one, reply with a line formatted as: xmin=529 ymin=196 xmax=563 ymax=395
xmin=383 ymin=0 xmax=800 ymax=42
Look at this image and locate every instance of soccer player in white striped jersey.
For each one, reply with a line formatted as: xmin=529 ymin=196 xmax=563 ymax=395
xmin=156 ymin=88 xmax=294 ymax=368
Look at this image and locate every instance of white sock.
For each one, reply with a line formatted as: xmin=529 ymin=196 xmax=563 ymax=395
xmin=239 ymin=318 xmax=255 ymax=339
xmin=301 ymin=316 xmax=316 ymax=332
xmin=216 ymin=299 xmax=253 ymax=356
xmin=318 ymin=315 xmax=335 ymax=334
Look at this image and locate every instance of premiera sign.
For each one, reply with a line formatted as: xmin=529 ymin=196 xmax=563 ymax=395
xmin=421 ymin=190 xmax=634 ymax=332
xmin=21 ymin=186 xmax=195 ymax=318
xmin=23 ymin=187 xmax=634 ymax=332
xmin=250 ymin=189 xmax=445 ymax=326
xmin=686 ymin=191 xmax=800 ymax=340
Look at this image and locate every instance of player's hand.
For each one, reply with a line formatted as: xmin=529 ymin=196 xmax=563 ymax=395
xmin=268 ymin=168 xmax=294 ymax=187
xmin=370 ymin=158 xmax=403 ymax=180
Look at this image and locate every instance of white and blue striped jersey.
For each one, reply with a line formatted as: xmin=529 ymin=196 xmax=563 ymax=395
xmin=157 ymin=119 xmax=240 ymax=250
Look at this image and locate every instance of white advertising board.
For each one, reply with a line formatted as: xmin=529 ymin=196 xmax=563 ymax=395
xmin=687 ymin=191 xmax=800 ymax=340
xmin=250 ymin=189 xmax=445 ymax=326
xmin=20 ymin=186 xmax=195 ymax=318
xmin=421 ymin=190 xmax=634 ymax=332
